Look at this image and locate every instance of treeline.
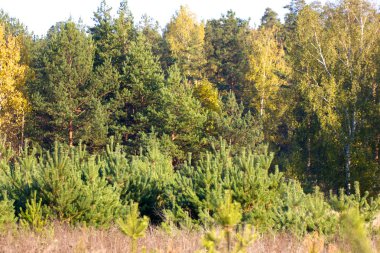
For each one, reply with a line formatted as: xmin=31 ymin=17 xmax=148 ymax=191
xmin=0 ymin=0 xmax=379 ymax=197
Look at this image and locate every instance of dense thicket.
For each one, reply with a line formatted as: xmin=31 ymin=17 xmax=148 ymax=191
xmin=0 ymin=0 xmax=379 ymax=234
xmin=0 ymin=135 xmax=379 ymax=237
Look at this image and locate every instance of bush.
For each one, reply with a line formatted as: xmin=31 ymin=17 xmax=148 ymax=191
xmin=0 ymin=192 xmax=16 ymax=231
xmin=0 ymin=135 xmax=378 ymax=239
xmin=173 ymin=140 xmax=283 ymax=230
xmin=102 ymin=134 xmax=175 ymax=222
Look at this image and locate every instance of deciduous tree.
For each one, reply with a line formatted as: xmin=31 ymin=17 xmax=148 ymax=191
xmin=0 ymin=23 xmax=28 ymax=144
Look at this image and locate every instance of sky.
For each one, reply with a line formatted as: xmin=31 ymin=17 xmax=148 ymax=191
xmin=1 ymin=0 xmax=327 ymax=36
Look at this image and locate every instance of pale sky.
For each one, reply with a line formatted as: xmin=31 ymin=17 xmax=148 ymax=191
xmin=1 ymin=0 xmax=329 ymax=36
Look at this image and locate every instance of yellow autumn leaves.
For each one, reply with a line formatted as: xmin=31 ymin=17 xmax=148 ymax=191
xmin=165 ymin=5 xmax=206 ymax=80
xmin=246 ymin=27 xmax=288 ymax=117
xmin=0 ymin=23 xmax=28 ymax=141
xmin=165 ymin=6 xmax=220 ymax=112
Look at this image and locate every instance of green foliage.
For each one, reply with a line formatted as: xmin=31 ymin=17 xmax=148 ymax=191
xmin=1 ymin=3 xmax=380 ymax=248
xmin=102 ymin=133 xmax=175 ymax=221
xmin=117 ymin=202 xmax=149 ymax=253
xmin=209 ymin=92 xmax=264 ymax=154
xmin=201 ymin=229 xmax=224 ymax=253
xmin=110 ymin=32 xmax=164 ymax=144
xmin=77 ymin=156 xmax=122 ymax=227
xmin=0 ymin=134 xmax=379 ymax=242
xmin=233 ymin=225 xmax=257 ymax=253
xmin=147 ymin=65 xmax=208 ymax=161
xmin=0 ymin=192 xmax=16 ymax=232
xmin=1 ymin=140 xmax=121 ymax=227
xmin=19 ymin=191 xmax=48 ymax=232
xmin=200 ymin=223 xmax=256 ymax=253
xmin=204 ymin=10 xmax=251 ymax=97
xmin=340 ymin=208 xmax=373 ymax=253
xmin=273 ymin=184 xmax=338 ymax=237
xmin=173 ymin=140 xmax=283 ymax=231
xmin=260 ymin=8 xmax=281 ymax=29
xmin=27 ymin=21 xmax=111 ymax=148
xmin=215 ymin=191 xmax=242 ymax=228
xmin=90 ymin=0 xmax=135 ymax=69
xmin=215 ymin=191 xmax=242 ymax=252
xmin=329 ymin=182 xmax=380 ymax=222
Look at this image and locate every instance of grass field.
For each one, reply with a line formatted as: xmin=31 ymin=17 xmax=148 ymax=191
xmin=1 ymin=224 xmax=379 ymax=253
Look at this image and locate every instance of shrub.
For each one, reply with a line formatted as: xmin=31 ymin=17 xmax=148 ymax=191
xmin=173 ymin=140 xmax=283 ymax=230
xmin=117 ymin=202 xmax=149 ymax=253
xmin=340 ymin=208 xmax=373 ymax=253
xmin=0 ymin=192 xmax=16 ymax=231
xmin=19 ymin=191 xmax=48 ymax=232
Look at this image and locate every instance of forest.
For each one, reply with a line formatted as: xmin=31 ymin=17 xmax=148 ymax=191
xmin=0 ymin=0 xmax=379 ymax=252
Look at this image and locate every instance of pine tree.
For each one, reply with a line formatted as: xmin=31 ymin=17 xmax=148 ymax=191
xmin=19 ymin=191 xmax=48 ymax=232
xmin=90 ymin=0 xmax=114 ymax=68
xmin=117 ymin=202 xmax=149 ymax=253
xmin=102 ymin=133 xmax=175 ymax=221
xmin=28 ymin=21 xmax=111 ymax=148
xmin=174 ymin=139 xmax=283 ymax=231
xmin=137 ymin=15 xmax=164 ymax=60
xmin=340 ymin=208 xmax=373 ymax=253
xmin=0 ymin=192 xmax=16 ymax=231
xmin=260 ymin=8 xmax=281 ymax=29
xmin=204 ymin=11 xmax=251 ymax=98
xmin=214 ymin=191 xmax=242 ymax=252
xmin=111 ymin=33 xmax=164 ymax=143
xmin=28 ymin=21 xmax=92 ymax=146
xmin=209 ymin=92 xmax=264 ymax=154
xmin=147 ymin=65 xmax=208 ymax=161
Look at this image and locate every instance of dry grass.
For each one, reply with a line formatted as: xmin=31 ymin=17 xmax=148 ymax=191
xmin=0 ymin=224 xmax=374 ymax=253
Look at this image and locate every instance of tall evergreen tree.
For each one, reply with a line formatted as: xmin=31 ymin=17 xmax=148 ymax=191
xmin=137 ymin=15 xmax=163 ymax=60
xmin=260 ymin=8 xmax=281 ymax=29
xmin=90 ymin=0 xmax=135 ymax=71
xmin=204 ymin=11 xmax=251 ymax=99
xmin=111 ymin=33 xmax=164 ymax=143
xmin=147 ymin=65 xmax=208 ymax=161
xmin=28 ymin=21 xmax=107 ymax=147
xmin=89 ymin=0 xmax=114 ymax=68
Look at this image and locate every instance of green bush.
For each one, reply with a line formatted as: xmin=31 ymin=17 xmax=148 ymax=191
xmin=19 ymin=191 xmax=48 ymax=232
xmin=173 ymin=140 xmax=283 ymax=230
xmin=273 ymin=183 xmax=337 ymax=237
xmin=0 ymin=135 xmax=379 ymax=239
xmin=340 ymin=208 xmax=373 ymax=253
xmin=1 ymin=140 xmax=121 ymax=227
xmin=0 ymin=192 xmax=16 ymax=231
xmin=329 ymin=182 xmax=380 ymax=223
xmin=117 ymin=202 xmax=149 ymax=253
xmin=102 ymin=134 xmax=175 ymax=222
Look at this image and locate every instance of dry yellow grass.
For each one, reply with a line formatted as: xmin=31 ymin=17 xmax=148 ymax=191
xmin=0 ymin=224 xmax=374 ymax=253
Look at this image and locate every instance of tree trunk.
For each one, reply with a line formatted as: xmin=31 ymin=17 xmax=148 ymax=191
xmin=344 ymin=142 xmax=351 ymax=195
xmin=376 ymin=134 xmax=379 ymax=164
xmin=69 ymin=120 xmax=73 ymax=147
xmin=260 ymin=96 xmax=264 ymax=116
xmin=307 ymin=116 xmax=311 ymax=172
xmin=20 ymin=111 xmax=25 ymax=151
xmin=373 ymin=82 xmax=378 ymax=164
xmin=344 ymin=108 xmax=357 ymax=195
